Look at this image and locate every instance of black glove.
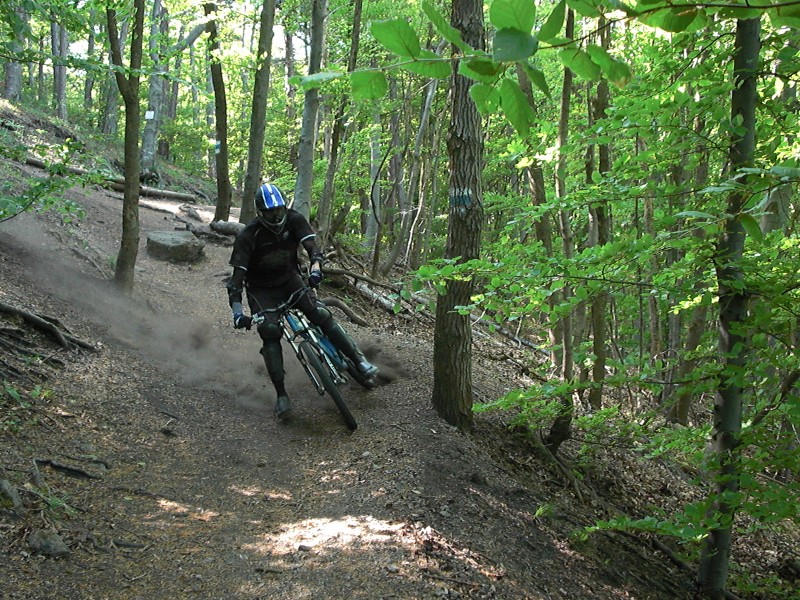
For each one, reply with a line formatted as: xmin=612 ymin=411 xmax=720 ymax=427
xmin=233 ymin=313 xmax=252 ymax=330
xmin=309 ymin=269 xmax=323 ymax=287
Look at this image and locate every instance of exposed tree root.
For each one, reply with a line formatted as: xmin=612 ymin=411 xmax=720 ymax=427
xmin=0 ymin=301 xmax=96 ymax=351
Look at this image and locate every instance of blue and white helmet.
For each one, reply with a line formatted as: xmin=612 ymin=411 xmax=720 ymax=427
xmin=254 ymin=183 xmax=287 ymax=233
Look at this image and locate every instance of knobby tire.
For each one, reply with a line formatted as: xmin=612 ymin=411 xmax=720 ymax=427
xmin=299 ymin=340 xmax=357 ymax=431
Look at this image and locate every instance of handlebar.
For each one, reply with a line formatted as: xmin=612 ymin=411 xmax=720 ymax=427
xmin=250 ymin=285 xmax=311 ymax=325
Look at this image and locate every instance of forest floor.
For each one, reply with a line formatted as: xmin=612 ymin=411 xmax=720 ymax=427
xmin=0 ymin=105 xmax=796 ymax=599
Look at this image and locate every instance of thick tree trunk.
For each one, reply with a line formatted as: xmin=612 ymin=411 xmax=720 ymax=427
xmin=431 ymin=0 xmax=485 ymax=431
xmin=698 ymin=17 xmax=760 ymax=599
xmin=140 ymin=0 xmax=167 ymax=179
xmin=203 ymin=3 xmax=233 ymax=223
xmin=293 ymin=0 xmax=325 ymax=221
xmin=3 ymin=7 xmax=26 ymax=101
xmin=240 ymin=0 xmax=276 ymax=224
xmin=107 ymin=2 xmax=146 ymax=293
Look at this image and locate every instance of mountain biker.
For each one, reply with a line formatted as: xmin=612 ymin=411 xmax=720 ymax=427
xmin=226 ymin=182 xmax=378 ymax=418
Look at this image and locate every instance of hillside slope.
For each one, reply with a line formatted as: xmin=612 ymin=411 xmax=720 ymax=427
xmin=0 ymin=115 xmax=710 ymax=599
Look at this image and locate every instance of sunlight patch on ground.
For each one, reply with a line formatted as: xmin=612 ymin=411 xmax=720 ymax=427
xmin=229 ymin=483 xmax=293 ymax=501
xmin=242 ymin=515 xmax=404 ymax=556
xmin=155 ymin=498 xmax=220 ymax=522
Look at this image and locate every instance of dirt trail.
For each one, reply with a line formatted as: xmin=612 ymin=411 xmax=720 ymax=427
xmin=0 ymin=179 xmax=694 ymax=599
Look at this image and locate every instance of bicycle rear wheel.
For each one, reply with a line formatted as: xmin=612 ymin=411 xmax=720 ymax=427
xmin=299 ymin=340 xmax=357 ymax=431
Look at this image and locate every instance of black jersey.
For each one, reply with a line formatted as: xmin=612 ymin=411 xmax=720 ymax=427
xmin=229 ymin=209 xmax=315 ymax=287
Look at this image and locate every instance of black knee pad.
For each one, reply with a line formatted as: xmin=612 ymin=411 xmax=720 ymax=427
xmin=308 ymin=304 xmax=332 ymax=327
xmin=257 ymin=320 xmax=283 ymax=342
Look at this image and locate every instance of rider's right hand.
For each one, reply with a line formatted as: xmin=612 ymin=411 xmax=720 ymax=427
xmin=233 ymin=313 xmax=252 ymax=330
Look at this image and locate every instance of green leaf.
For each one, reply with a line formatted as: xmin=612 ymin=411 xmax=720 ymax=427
xmin=422 ymin=1 xmax=472 ymax=52
xmin=490 ymin=0 xmax=536 ymax=33
xmin=770 ymin=5 xmax=800 ymax=29
xmin=567 ymin=0 xmax=602 ymax=18
xmin=290 ymin=71 xmax=344 ymax=91
xmin=370 ymin=19 xmax=421 ymax=58
xmin=586 ymin=45 xmax=632 ymax=87
xmin=559 ymin=48 xmax=601 ymax=80
xmin=470 ymin=83 xmax=502 ymax=115
xmin=539 ymin=0 xmax=565 ymax=42
xmin=521 ymin=63 xmax=551 ymax=98
xmin=500 ymin=78 xmax=534 ymax=136
xmin=460 ymin=58 xmax=503 ymax=85
xmin=350 ymin=70 xmax=388 ymax=101
xmin=401 ymin=49 xmax=452 ymax=78
xmin=493 ymin=28 xmax=539 ymax=61
xmin=605 ymin=60 xmax=632 ymax=87
xmin=639 ymin=7 xmax=700 ymax=33
xmin=738 ymin=213 xmax=763 ymax=242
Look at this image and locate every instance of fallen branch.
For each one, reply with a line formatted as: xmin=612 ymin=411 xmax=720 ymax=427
xmin=322 ymin=297 xmax=369 ymax=326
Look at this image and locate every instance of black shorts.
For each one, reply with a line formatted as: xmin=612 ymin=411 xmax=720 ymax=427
xmin=246 ymin=273 xmax=320 ymax=325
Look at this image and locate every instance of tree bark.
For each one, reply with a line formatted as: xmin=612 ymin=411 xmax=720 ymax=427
xmin=293 ymin=0 xmax=325 ymax=221
xmin=545 ymin=8 xmax=576 ymax=453
xmin=3 ymin=6 xmax=26 ymax=101
xmin=431 ymin=0 xmax=485 ymax=431
xmin=698 ymin=17 xmax=760 ymax=599
xmin=107 ymin=2 xmax=146 ymax=293
xmin=587 ymin=23 xmax=611 ymax=410
xmin=140 ymin=0 xmax=167 ymax=180
xmin=239 ymin=0 xmax=277 ymax=224
xmin=203 ymin=3 xmax=233 ymax=222
xmin=50 ymin=18 xmax=68 ymax=120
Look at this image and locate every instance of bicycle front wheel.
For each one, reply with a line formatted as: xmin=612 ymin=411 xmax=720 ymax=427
xmin=299 ymin=340 xmax=357 ymax=431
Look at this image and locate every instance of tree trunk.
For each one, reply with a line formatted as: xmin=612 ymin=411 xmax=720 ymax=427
xmin=545 ymin=8 xmax=576 ymax=453
xmin=239 ymin=0 xmax=276 ymax=224
xmin=698 ymin=17 xmax=760 ymax=599
xmin=431 ymin=0 xmax=485 ymax=431
xmin=284 ymin=25 xmax=299 ymax=171
xmin=107 ymin=2 xmax=146 ymax=293
xmin=203 ymin=2 xmax=233 ymax=222
xmin=381 ymin=72 xmax=440 ymax=275
xmin=100 ymin=20 xmax=128 ymax=136
xmin=3 ymin=6 xmax=26 ymax=101
xmin=50 ymin=19 xmax=68 ymax=120
xmin=365 ymin=113 xmax=382 ymax=251
xmin=318 ymin=0 xmax=363 ymax=243
xmin=140 ymin=0 xmax=168 ymax=179
xmin=83 ymin=14 xmax=96 ymax=110
xmin=293 ymin=0 xmax=325 ymax=221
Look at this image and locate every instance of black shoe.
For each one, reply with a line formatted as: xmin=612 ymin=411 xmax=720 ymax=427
xmin=274 ymin=395 xmax=291 ymax=418
xmin=356 ymin=360 xmax=378 ymax=379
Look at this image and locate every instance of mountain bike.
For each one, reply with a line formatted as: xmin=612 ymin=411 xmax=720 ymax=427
xmin=251 ymin=286 xmax=373 ymax=431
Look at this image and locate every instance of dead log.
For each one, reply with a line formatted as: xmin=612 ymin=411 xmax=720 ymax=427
xmin=24 ymin=156 xmax=200 ymax=202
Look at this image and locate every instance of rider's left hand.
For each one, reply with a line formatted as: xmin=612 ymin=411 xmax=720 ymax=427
xmin=309 ymin=269 xmax=323 ymax=287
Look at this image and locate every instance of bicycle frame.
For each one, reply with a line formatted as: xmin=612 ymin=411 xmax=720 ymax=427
xmin=281 ymin=309 xmax=348 ymax=390
xmin=248 ymin=284 xmax=361 ymax=430
xmin=250 ymin=287 xmax=346 ymax=384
